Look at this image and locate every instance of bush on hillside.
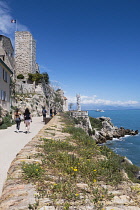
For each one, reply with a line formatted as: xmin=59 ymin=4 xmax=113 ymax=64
xmin=0 ymin=114 xmax=15 ymax=129
xmin=89 ymin=116 xmax=103 ymax=130
xmin=17 ymin=74 xmax=24 ymax=79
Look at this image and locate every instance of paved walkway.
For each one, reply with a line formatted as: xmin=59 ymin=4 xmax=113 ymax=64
xmin=0 ymin=116 xmax=46 ymax=196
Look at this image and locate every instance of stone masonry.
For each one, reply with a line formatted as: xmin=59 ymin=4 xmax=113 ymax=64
xmin=0 ymin=35 xmax=15 ymax=73
xmin=0 ymin=115 xmax=140 ymax=209
xmin=15 ymin=31 xmax=39 ymax=79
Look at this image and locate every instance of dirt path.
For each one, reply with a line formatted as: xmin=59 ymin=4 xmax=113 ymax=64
xmin=0 ymin=116 xmax=46 ymax=195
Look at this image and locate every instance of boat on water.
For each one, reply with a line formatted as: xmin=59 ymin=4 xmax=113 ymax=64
xmin=95 ymin=109 xmax=105 ymax=112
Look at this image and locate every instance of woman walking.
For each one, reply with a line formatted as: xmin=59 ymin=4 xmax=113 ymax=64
xmin=24 ymin=108 xmax=32 ymax=133
xmin=14 ymin=108 xmax=21 ymax=133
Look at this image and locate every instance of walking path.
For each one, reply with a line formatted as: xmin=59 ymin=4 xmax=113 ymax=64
xmin=0 ymin=116 xmax=46 ymax=196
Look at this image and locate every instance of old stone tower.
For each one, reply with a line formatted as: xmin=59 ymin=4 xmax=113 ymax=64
xmin=15 ymin=31 xmax=39 ymax=79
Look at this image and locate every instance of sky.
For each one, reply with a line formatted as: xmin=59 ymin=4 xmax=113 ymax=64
xmin=0 ymin=0 xmax=140 ymax=109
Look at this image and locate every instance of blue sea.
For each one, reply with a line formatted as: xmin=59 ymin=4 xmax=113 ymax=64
xmin=88 ymin=109 xmax=140 ymax=167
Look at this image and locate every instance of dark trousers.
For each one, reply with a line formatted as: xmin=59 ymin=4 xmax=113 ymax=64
xmin=15 ymin=119 xmax=21 ymax=130
xmin=43 ymin=115 xmax=46 ymax=122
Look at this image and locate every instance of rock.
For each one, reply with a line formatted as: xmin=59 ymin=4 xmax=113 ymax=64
xmin=95 ymin=117 xmax=139 ymax=144
xmin=122 ymin=156 xmax=133 ymax=165
xmin=136 ymin=171 xmax=140 ymax=179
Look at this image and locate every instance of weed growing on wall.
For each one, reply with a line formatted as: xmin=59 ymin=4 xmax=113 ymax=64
xmin=20 ymin=112 xmax=140 ymax=209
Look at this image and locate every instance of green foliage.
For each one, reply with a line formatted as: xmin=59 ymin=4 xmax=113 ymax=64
xmin=122 ymin=162 xmax=140 ymax=183
xmin=88 ymin=128 xmax=95 ymax=135
xmin=20 ymin=112 xmax=140 ymax=208
xmin=89 ymin=116 xmax=103 ymax=130
xmin=22 ymin=162 xmax=44 ymax=181
xmin=54 ymin=93 xmax=63 ymax=105
xmin=28 ymin=73 xmax=43 ymax=83
xmin=73 ymin=117 xmax=87 ymax=126
xmin=28 ymin=72 xmax=49 ymax=84
xmin=17 ymin=74 xmax=24 ymax=79
xmin=42 ymin=72 xmax=49 ymax=84
xmin=0 ymin=124 xmax=7 ymax=129
xmin=0 ymin=114 xmax=14 ymax=129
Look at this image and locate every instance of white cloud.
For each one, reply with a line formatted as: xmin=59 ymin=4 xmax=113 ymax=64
xmin=39 ymin=65 xmax=52 ymax=73
xmin=67 ymin=95 xmax=139 ymax=107
xmin=0 ymin=1 xmax=28 ymax=36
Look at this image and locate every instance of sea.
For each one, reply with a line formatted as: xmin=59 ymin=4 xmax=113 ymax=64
xmin=88 ymin=109 xmax=140 ymax=167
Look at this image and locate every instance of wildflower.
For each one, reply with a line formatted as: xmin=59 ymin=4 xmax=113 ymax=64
xmin=75 ymin=193 xmax=79 ymax=196
xmin=36 ymin=169 xmax=39 ymax=171
xmin=34 ymin=192 xmax=40 ymax=197
xmin=93 ymin=179 xmax=97 ymax=183
xmin=93 ymin=169 xmax=97 ymax=172
xmin=73 ymin=168 xmax=78 ymax=171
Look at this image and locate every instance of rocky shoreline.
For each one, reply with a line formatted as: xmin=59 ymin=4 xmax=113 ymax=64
xmin=94 ymin=117 xmax=139 ymax=144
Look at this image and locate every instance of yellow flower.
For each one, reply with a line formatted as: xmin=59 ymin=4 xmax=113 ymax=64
xmin=73 ymin=168 xmax=78 ymax=171
xmin=36 ymin=169 xmax=38 ymax=171
xmin=93 ymin=169 xmax=97 ymax=172
xmin=93 ymin=179 xmax=97 ymax=183
xmin=75 ymin=193 xmax=79 ymax=196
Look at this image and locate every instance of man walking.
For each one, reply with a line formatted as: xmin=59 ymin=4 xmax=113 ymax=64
xmin=42 ymin=107 xmax=47 ymax=122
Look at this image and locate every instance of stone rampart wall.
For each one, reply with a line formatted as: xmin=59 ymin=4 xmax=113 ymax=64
xmin=70 ymin=111 xmax=92 ymax=130
xmin=15 ymin=83 xmax=35 ymax=94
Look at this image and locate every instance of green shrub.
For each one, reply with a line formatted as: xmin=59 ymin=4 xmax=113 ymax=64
xmin=22 ymin=162 xmax=44 ymax=180
xmin=17 ymin=74 xmax=24 ymax=79
xmin=28 ymin=73 xmax=43 ymax=83
xmin=0 ymin=124 xmax=7 ymax=129
xmin=0 ymin=114 xmax=14 ymax=129
xmin=89 ymin=117 xmax=102 ymax=130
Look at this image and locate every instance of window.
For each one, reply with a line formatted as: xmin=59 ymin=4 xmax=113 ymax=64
xmin=3 ymin=69 xmax=7 ymax=82
xmin=1 ymin=90 xmax=6 ymax=101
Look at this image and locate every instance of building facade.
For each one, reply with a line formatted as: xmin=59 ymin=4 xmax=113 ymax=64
xmin=0 ymin=58 xmax=13 ymax=111
xmin=0 ymin=35 xmax=14 ymax=74
xmin=15 ymin=31 xmax=39 ymax=79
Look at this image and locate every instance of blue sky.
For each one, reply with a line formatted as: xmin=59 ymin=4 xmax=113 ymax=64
xmin=0 ymin=0 xmax=140 ymax=109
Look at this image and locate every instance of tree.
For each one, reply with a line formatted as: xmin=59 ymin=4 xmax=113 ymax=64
xmin=69 ymin=103 xmax=73 ymax=110
xmin=42 ymin=72 xmax=49 ymax=84
xmin=28 ymin=73 xmax=43 ymax=83
xmin=17 ymin=74 xmax=24 ymax=79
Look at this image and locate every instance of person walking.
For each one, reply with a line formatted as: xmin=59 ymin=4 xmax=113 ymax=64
xmin=42 ymin=107 xmax=47 ymax=122
xmin=14 ymin=108 xmax=21 ymax=133
xmin=23 ymin=108 xmax=32 ymax=133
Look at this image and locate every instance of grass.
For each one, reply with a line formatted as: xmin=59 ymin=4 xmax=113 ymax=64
xmin=21 ymin=112 xmax=140 ymax=209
